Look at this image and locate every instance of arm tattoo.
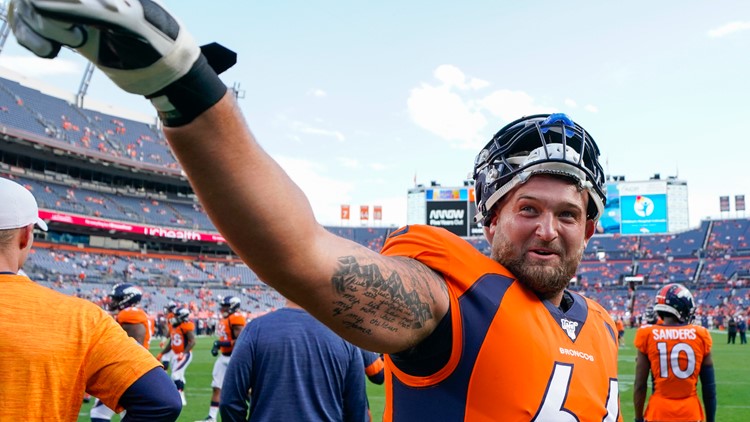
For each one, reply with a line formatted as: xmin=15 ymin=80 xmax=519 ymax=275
xmin=331 ymin=255 xmax=443 ymax=336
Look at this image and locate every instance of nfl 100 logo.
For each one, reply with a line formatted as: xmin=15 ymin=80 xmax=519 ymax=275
xmin=560 ymin=318 xmax=579 ymax=340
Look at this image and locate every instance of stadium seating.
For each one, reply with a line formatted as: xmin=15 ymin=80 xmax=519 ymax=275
xmin=2 ymin=74 xmax=749 ymax=328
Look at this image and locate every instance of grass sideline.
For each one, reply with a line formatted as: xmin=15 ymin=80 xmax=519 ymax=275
xmin=77 ymin=328 xmax=748 ymax=421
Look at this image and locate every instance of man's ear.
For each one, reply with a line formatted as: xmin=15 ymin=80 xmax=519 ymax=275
xmin=483 ymin=210 xmax=498 ymax=243
xmin=584 ymin=219 xmax=596 ymax=243
xmin=18 ymin=225 xmax=33 ymax=250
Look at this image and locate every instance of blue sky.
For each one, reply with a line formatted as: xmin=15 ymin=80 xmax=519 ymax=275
xmin=1 ymin=0 xmax=749 ymax=228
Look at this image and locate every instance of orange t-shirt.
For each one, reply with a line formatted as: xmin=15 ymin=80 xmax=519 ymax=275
xmin=116 ymin=306 xmax=152 ymax=348
xmin=0 ymin=275 xmax=160 ymax=420
xmin=218 ymin=313 xmax=246 ymax=355
xmin=169 ymin=320 xmax=195 ymax=354
xmin=380 ymin=225 xmax=623 ymax=421
xmin=634 ymin=323 xmax=713 ymax=421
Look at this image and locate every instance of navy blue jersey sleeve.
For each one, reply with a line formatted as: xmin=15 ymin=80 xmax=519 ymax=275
xmin=220 ymin=324 xmax=255 ymax=421
xmin=360 ymin=349 xmax=385 ymax=385
xmin=119 ymin=367 xmax=182 ymax=421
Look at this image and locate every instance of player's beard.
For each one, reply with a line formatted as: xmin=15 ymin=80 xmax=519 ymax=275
xmin=491 ymin=237 xmax=584 ymax=300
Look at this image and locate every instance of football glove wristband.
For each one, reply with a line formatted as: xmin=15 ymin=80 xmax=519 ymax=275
xmin=148 ymin=46 xmax=233 ymax=127
xmin=9 ymin=0 xmax=235 ymax=127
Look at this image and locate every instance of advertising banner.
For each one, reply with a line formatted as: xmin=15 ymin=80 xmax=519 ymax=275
xmin=341 ymin=204 xmax=350 ymax=220
xmin=720 ymin=196 xmax=730 ymax=212
xmin=426 ymin=200 xmax=469 ymax=236
xmin=618 ymin=181 xmax=668 ymax=235
xmin=373 ymin=205 xmax=382 ymax=221
xmin=38 ymin=210 xmax=226 ymax=243
xmin=736 ymin=195 xmax=745 ymax=212
xmin=620 ymin=194 xmax=668 ymax=234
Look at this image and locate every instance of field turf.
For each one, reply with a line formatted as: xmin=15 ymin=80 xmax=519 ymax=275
xmin=77 ymin=328 xmax=748 ymax=421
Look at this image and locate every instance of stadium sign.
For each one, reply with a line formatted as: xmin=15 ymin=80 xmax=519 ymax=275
xmin=38 ymin=210 xmax=227 ymax=243
xmin=408 ymin=185 xmax=482 ymax=237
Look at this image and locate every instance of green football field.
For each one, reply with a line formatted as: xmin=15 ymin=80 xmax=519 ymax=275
xmin=77 ymin=328 xmax=749 ymax=421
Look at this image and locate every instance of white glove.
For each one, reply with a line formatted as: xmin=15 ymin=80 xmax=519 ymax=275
xmin=9 ymin=0 xmax=234 ymax=126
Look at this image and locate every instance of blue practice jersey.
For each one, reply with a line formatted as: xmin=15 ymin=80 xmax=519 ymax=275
xmin=220 ymin=308 xmax=368 ymax=421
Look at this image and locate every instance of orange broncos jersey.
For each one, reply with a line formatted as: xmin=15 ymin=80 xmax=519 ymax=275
xmin=380 ymin=225 xmax=622 ymax=422
xmin=169 ymin=320 xmax=195 ymax=354
xmin=634 ymin=323 xmax=712 ymax=421
xmin=116 ymin=306 xmax=151 ymax=348
xmin=218 ymin=312 xmax=246 ymax=355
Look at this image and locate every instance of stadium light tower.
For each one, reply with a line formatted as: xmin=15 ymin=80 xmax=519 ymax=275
xmin=0 ymin=1 xmax=11 ymax=55
xmin=230 ymin=82 xmax=245 ymax=100
xmin=76 ymin=61 xmax=96 ymax=108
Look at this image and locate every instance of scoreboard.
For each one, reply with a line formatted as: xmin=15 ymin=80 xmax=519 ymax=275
xmin=599 ymin=178 xmax=689 ymax=235
xmin=407 ymin=185 xmax=483 ymax=237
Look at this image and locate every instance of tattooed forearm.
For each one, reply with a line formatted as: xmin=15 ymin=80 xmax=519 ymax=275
xmin=331 ymin=255 xmax=440 ymax=334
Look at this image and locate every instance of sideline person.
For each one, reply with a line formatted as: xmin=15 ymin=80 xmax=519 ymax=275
xmin=0 ymin=176 xmax=181 ymax=421
xmin=220 ymin=300 xmax=368 ymax=421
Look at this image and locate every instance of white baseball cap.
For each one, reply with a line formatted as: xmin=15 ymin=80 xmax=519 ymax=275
xmin=0 ymin=177 xmax=48 ymax=231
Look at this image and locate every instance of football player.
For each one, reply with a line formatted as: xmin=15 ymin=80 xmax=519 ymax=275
xmin=158 ymin=301 xmax=179 ymax=370
xmin=197 ymin=296 xmax=246 ymax=422
xmin=633 ymin=283 xmax=716 ymax=422
xmin=157 ymin=307 xmax=196 ymax=406
xmin=8 ymin=3 xmax=623 ymax=419
xmin=642 ymin=305 xmax=659 ymax=326
xmin=90 ymin=283 xmax=152 ymax=421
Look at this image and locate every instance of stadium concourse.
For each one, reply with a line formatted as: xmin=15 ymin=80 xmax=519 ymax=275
xmin=0 ymin=73 xmax=749 ymax=329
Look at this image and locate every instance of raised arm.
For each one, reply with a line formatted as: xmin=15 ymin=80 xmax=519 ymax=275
xmin=8 ymin=0 xmax=448 ymax=353
xmin=163 ymin=96 xmax=449 ymax=352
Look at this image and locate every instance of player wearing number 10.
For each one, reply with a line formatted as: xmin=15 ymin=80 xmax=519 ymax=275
xmin=8 ymin=2 xmax=622 ymax=420
xmin=633 ymin=283 xmax=716 ymax=422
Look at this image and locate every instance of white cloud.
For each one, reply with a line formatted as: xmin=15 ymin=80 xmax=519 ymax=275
xmin=707 ymin=21 xmax=750 ymax=38
xmin=373 ymin=195 xmax=408 ymax=227
xmin=433 ymin=64 xmax=489 ymax=90
xmin=308 ymin=88 xmax=327 ymax=97
xmin=291 ymin=121 xmax=345 ymax=142
xmin=565 ymin=98 xmax=578 ymax=108
xmin=0 ymin=55 xmax=80 ymax=77
xmin=275 ymin=156 xmax=354 ymax=224
xmin=337 ymin=157 xmax=359 ymax=168
xmin=369 ymin=163 xmax=387 ymax=171
xmin=407 ymin=82 xmax=488 ymax=147
xmin=273 ymin=157 xmax=404 ymax=226
xmin=407 ymin=65 xmax=561 ymax=149
xmin=584 ymin=104 xmax=599 ymax=113
xmin=479 ymin=90 xmax=557 ymax=121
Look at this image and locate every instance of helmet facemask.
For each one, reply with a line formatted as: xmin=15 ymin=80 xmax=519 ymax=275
xmin=473 ymin=113 xmax=606 ymax=227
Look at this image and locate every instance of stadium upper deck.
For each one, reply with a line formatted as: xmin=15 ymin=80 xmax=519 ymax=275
xmin=0 ymin=73 xmax=749 ymax=320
